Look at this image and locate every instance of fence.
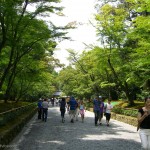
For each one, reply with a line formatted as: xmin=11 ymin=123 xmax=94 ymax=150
xmin=0 ymin=103 xmax=36 ymax=126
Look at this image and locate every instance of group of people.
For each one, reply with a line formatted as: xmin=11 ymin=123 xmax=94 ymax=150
xmin=59 ymin=95 xmax=113 ymax=126
xmin=93 ymin=96 xmax=113 ymax=126
xmin=59 ymin=96 xmax=85 ymax=123
xmin=37 ymin=98 xmax=49 ymax=122
xmin=37 ymin=96 xmax=150 ymax=150
xmin=61 ymin=96 xmax=150 ymax=150
xmin=37 ymin=96 xmax=113 ymax=126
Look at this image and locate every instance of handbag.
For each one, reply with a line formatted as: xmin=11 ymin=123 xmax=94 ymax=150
xmin=103 ymin=104 xmax=107 ymax=116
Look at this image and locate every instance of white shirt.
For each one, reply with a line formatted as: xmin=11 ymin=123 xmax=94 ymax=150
xmin=42 ymin=101 xmax=49 ymax=109
xmin=105 ymin=103 xmax=113 ymax=114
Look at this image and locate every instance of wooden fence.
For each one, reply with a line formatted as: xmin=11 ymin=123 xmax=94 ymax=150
xmin=0 ymin=103 xmax=36 ymax=126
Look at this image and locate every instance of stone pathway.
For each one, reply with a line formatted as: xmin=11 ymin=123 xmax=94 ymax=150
xmin=5 ymin=106 xmax=141 ymax=150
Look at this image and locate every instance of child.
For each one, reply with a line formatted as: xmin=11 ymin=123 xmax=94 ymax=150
xmin=79 ymin=100 xmax=85 ymax=122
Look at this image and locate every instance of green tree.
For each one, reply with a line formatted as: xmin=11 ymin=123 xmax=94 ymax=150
xmin=0 ymin=0 xmax=67 ymax=102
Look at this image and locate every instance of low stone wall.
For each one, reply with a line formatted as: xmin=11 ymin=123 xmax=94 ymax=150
xmin=0 ymin=108 xmax=37 ymax=150
xmin=111 ymin=112 xmax=137 ymax=127
xmin=87 ymin=108 xmax=137 ymax=127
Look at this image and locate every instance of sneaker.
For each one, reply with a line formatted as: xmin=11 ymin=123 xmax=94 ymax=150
xmin=107 ymin=124 xmax=109 ymax=126
xmin=99 ymin=123 xmax=102 ymax=125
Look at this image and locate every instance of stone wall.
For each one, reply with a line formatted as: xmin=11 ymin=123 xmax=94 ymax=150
xmin=111 ymin=112 xmax=138 ymax=127
xmin=0 ymin=108 xmax=37 ymax=150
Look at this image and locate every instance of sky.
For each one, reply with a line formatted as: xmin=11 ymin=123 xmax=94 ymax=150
xmin=50 ymin=0 xmax=98 ymax=66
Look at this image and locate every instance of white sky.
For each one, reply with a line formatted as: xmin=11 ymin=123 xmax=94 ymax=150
xmin=50 ymin=0 xmax=98 ymax=66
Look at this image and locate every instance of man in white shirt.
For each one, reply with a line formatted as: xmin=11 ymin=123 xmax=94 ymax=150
xmin=42 ymin=98 xmax=49 ymax=122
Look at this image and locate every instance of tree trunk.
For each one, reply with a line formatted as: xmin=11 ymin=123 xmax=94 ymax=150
xmin=124 ymin=81 xmax=135 ymax=106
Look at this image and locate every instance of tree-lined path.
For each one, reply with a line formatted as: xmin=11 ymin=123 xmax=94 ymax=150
xmin=7 ymin=106 xmax=141 ymax=150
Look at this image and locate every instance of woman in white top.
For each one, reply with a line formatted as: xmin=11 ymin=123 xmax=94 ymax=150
xmin=104 ymin=99 xmax=113 ymax=126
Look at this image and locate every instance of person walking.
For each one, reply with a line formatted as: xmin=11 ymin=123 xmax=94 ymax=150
xmin=104 ymin=99 xmax=113 ymax=126
xmin=37 ymin=98 xmax=43 ymax=119
xmin=60 ymin=97 xmax=66 ymax=123
xmin=42 ymin=98 xmax=49 ymax=122
xmin=69 ymin=96 xmax=77 ymax=123
xmin=99 ymin=96 xmax=104 ymax=125
xmin=79 ymin=100 xmax=85 ymax=123
xmin=51 ymin=98 xmax=54 ymax=107
xmin=75 ymin=99 xmax=79 ymax=121
xmin=137 ymin=96 xmax=150 ymax=150
xmin=93 ymin=96 xmax=101 ymax=126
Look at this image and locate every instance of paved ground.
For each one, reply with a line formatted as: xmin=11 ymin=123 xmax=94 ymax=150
xmin=6 ymin=105 xmax=141 ymax=150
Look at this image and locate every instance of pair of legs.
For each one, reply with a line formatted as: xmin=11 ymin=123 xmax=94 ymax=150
xmin=42 ymin=108 xmax=48 ymax=122
xmin=139 ymin=129 xmax=150 ymax=150
xmin=105 ymin=113 xmax=111 ymax=126
xmin=38 ymin=108 xmax=42 ymax=119
xmin=99 ymin=113 xmax=103 ymax=125
xmin=80 ymin=109 xmax=84 ymax=122
xmin=69 ymin=110 xmax=76 ymax=123
xmin=60 ymin=109 xmax=66 ymax=123
xmin=94 ymin=110 xmax=100 ymax=125
xmin=75 ymin=108 xmax=79 ymax=121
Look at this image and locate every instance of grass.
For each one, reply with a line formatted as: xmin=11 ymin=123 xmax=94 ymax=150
xmin=84 ymin=99 xmax=145 ymax=110
xmin=113 ymin=100 xmax=144 ymax=109
xmin=102 ymin=100 xmax=144 ymax=109
xmin=103 ymin=100 xmax=121 ymax=107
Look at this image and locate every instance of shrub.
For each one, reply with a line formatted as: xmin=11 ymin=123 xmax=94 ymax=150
xmin=112 ymin=107 xmax=138 ymax=117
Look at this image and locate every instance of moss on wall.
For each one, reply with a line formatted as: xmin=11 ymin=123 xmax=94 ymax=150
xmin=0 ymin=108 xmax=37 ymax=150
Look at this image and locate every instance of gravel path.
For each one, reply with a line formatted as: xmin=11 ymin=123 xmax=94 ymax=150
xmin=6 ymin=106 xmax=141 ymax=150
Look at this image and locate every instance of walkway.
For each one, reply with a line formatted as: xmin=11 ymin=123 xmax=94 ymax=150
xmin=6 ymin=105 xmax=141 ymax=150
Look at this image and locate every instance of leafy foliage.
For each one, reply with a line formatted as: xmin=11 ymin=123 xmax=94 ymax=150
xmin=0 ymin=0 xmax=66 ymax=102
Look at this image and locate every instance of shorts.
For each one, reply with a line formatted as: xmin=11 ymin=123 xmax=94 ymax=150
xmin=80 ymin=109 xmax=84 ymax=115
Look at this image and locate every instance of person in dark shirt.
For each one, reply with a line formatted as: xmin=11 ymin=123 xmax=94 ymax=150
xmin=93 ymin=96 xmax=101 ymax=126
xmin=69 ymin=96 xmax=77 ymax=123
xmin=60 ymin=98 xmax=66 ymax=123
xmin=37 ymin=98 xmax=43 ymax=119
xmin=98 ymin=96 xmax=104 ymax=125
xmin=137 ymin=96 xmax=150 ymax=150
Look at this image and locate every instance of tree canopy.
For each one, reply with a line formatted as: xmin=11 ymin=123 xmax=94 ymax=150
xmin=0 ymin=0 xmax=149 ymax=105
xmin=56 ymin=0 xmax=150 ymax=105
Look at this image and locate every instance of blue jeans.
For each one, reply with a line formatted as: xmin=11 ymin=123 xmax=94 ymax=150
xmin=42 ymin=108 xmax=48 ymax=122
xmin=94 ymin=110 xmax=100 ymax=125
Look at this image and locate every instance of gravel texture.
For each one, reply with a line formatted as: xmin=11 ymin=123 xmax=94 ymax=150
xmin=6 ymin=105 xmax=141 ymax=150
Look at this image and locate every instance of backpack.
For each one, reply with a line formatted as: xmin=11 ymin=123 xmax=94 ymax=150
xmin=104 ymin=104 xmax=107 ymax=116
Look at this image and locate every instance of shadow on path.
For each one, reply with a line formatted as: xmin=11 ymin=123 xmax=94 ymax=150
xmin=6 ymin=106 xmax=141 ymax=150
